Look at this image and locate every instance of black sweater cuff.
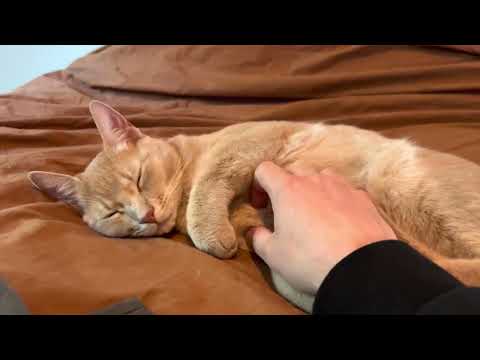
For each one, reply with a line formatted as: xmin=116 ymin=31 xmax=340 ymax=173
xmin=312 ymin=240 xmax=463 ymax=314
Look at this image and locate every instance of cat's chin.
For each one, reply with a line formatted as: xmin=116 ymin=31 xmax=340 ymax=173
xmin=133 ymin=223 xmax=159 ymax=237
xmin=154 ymin=216 xmax=176 ymax=236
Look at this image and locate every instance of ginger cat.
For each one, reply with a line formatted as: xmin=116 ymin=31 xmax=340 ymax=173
xmin=28 ymin=101 xmax=480 ymax=313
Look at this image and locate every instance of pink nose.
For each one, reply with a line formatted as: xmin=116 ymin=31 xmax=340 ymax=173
xmin=140 ymin=208 xmax=156 ymax=224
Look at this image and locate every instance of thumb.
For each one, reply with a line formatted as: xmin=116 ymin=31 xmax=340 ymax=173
xmin=250 ymin=226 xmax=274 ymax=263
xmin=254 ymin=161 xmax=291 ymax=201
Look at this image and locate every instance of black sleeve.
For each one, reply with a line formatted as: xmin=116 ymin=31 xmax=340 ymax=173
xmin=312 ymin=240 xmax=480 ymax=315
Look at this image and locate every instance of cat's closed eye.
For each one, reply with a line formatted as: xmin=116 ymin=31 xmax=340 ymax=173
xmin=103 ymin=210 xmax=119 ymax=220
xmin=137 ymin=165 xmax=143 ymax=189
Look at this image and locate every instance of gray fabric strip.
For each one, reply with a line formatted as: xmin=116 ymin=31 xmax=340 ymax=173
xmin=0 ymin=280 xmax=30 ymax=315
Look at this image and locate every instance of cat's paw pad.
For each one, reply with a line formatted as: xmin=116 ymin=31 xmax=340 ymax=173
xmin=202 ymin=236 xmax=238 ymax=259
xmin=192 ymin=224 xmax=239 ymax=259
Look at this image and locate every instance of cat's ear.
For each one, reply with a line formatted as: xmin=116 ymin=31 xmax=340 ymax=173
xmin=28 ymin=171 xmax=83 ymax=213
xmin=89 ymin=100 xmax=144 ymax=152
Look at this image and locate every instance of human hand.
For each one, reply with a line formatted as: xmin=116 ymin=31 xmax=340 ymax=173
xmin=249 ymin=162 xmax=397 ymax=295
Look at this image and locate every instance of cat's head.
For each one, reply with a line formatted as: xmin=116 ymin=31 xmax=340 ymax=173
xmin=28 ymin=101 xmax=184 ymax=238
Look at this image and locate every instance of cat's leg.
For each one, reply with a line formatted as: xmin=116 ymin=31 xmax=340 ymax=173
xmin=387 ymin=233 xmax=480 ymax=287
xmin=368 ymin=185 xmax=480 ymax=289
xmin=186 ymin=149 xmax=280 ymax=258
xmin=434 ymin=258 xmax=480 ymax=287
xmin=187 ymin=177 xmax=240 ymax=259
xmin=185 ymin=123 xmax=298 ymax=259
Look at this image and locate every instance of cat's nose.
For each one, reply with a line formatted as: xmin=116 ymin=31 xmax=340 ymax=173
xmin=140 ymin=208 xmax=156 ymax=224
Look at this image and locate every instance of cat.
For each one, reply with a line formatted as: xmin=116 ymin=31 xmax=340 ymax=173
xmin=28 ymin=100 xmax=480 ymax=313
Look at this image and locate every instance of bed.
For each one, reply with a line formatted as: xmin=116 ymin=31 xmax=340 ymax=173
xmin=1 ymin=45 xmax=480 ymax=314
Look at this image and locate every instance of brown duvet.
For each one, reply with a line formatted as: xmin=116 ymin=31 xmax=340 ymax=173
xmin=1 ymin=45 xmax=480 ymax=315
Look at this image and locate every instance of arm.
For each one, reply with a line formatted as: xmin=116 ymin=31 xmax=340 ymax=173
xmin=313 ymin=240 xmax=480 ymax=315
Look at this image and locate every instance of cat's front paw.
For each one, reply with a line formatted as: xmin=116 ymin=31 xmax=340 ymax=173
xmin=189 ymin=222 xmax=239 ymax=259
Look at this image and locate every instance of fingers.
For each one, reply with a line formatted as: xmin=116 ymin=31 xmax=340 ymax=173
xmin=249 ymin=226 xmax=273 ymax=263
xmin=254 ymin=161 xmax=292 ymax=200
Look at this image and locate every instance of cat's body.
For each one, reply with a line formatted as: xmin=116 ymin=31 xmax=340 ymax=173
xmin=29 ymin=101 xmax=480 ymax=313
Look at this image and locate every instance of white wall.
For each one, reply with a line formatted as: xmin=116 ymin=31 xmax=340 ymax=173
xmin=0 ymin=45 xmax=103 ymax=94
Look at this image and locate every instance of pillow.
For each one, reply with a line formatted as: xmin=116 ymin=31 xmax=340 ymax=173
xmin=65 ymin=45 xmax=480 ymax=100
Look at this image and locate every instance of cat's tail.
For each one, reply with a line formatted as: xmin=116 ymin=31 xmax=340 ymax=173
xmin=374 ymin=204 xmax=480 ymax=287
xmin=402 ymin=237 xmax=480 ymax=287
xmin=432 ymin=258 xmax=480 ymax=287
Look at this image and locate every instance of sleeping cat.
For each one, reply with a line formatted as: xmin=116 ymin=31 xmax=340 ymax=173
xmin=28 ymin=100 xmax=480 ymax=313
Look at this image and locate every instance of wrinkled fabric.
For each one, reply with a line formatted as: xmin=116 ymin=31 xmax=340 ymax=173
xmin=1 ymin=45 xmax=480 ymax=314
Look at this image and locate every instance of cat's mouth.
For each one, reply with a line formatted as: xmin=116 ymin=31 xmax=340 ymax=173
xmin=154 ymin=213 xmax=176 ymax=236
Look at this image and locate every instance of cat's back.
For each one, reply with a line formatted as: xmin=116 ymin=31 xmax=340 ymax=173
xmin=198 ymin=121 xmax=313 ymax=157
xmin=212 ymin=120 xmax=312 ymax=139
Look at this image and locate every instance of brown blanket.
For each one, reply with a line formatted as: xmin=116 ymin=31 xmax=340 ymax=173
xmin=1 ymin=45 xmax=480 ymax=315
